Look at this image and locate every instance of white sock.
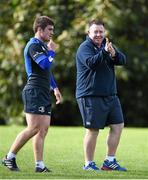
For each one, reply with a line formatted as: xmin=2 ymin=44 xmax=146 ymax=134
xmin=36 ymin=161 xmax=45 ymax=169
xmin=106 ymin=155 xmax=115 ymax=162
xmin=85 ymin=161 xmax=93 ymax=166
xmin=7 ymin=152 xmax=16 ymax=160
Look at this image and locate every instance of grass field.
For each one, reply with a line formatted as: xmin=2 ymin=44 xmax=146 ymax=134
xmin=0 ymin=125 xmax=148 ymax=179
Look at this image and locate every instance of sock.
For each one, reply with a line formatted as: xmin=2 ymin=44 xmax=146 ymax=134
xmin=36 ymin=161 xmax=45 ymax=169
xmin=105 ymin=155 xmax=115 ymax=162
xmin=85 ymin=161 xmax=93 ymax=166
xmin=7 ymin=152 xmax=16 ymax=160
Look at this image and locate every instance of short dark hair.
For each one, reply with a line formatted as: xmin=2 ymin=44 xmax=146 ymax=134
xmin=33 ymin=16 xmax=54 ymax=33
xmin=89 ymin=20 xmax=105 ymax=27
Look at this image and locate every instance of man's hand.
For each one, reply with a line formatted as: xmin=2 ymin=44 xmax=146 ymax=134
xmin=47 ymin=39 xmax=57 ymax=51
xmin=105 ymin=37 xmax=109 ymax=52
xmin=108 ymin=42 xmax=116 ymax=57
xmin=53 ymin=88 xmax=62 ymax=104
xmin=105 ymin=38 xmax=116 ymax=58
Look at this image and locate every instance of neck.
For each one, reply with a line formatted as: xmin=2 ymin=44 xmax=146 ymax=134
xmin=34 ymin=33 xmax=43 ymax=42
xmin=96 ymin=43 xmax=101 ymax=48
xmin=93 ymin=41 xmax=101 ymax=48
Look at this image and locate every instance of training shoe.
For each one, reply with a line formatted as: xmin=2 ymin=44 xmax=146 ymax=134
xmin=35 ymin=166 xmax=51 ymax=173
xmin=101 ymin=159 xmax=127 ymax=171
xmin=83 ymin=162 xmax=100 ymax=171
xmin=2 ymin=156 xmax=20 ymax=171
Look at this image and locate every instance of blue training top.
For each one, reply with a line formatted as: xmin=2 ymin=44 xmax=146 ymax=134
xmin=24 ymin=37 xmax=57 ymax=90
xmin=76 ymin=37 xmax=126 ymax=98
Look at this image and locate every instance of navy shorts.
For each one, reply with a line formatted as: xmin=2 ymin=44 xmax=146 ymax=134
xmin=77 ymin=95 xmax=124 ymax=129
xmin=22 ymin=87 xmax=52 ymax=116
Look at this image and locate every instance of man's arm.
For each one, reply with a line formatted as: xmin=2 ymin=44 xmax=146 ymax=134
xmin=111 ymin=48 xmax=126 ymax=65
xmin=50 ymin=73 xmax=57 ymax=89
xmin=29 ymin=44 xmax=55 ymax=69
xmin=50 ymin=73 xmax=62 ymax=104
xmin=105 ymin=40 xmax=126 ymax=65
xmin=77 ymin=44 xmax=106 ymax=69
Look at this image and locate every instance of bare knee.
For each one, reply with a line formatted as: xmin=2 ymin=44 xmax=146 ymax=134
xmin=86 ymin=129 xmax=99 ymax=138
xmin=27 ymin=126 xmax=39 ymax=136
xmin=110 ymin=123 xmax=124 ymax=134
xmin=38 ymin=127 xmax=49 ymax=138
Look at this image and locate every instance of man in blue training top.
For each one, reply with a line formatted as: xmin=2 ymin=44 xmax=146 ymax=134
xmin=2 ymin=15 xmax=62 ymax=172
xmin=76 ymin=20 xmax=127 ymax=172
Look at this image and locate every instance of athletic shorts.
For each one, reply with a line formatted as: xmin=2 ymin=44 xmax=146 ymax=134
xmin=22 ymin=87 xmax=52 ymax=116
xmin=77 ymin=95 xmax=124 ymax=129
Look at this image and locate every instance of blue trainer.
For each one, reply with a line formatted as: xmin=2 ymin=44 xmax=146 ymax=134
xmin=35 ymin=166 xmax=51 ymax=173
xmin=83 ymin=162 xmax=100 ymax=171
xmin=101 ymin=159 xmax=127 ymax=171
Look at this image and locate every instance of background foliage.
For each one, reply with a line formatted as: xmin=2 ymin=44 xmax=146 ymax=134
xmin=0 ymin=0 xmax=148 ymax=126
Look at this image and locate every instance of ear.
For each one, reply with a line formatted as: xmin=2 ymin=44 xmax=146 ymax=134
xmin=37 ymin=27 xmax=43 ymax=32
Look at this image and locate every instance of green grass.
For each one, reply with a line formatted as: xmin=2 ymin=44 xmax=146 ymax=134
xmin=0 ymin=126 xmax=148 ymax=179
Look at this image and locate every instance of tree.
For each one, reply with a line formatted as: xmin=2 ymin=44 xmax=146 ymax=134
xmin=0 ymin=0 xmax=148 ymax=126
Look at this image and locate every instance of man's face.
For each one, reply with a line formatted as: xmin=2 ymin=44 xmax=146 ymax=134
xmin=40 ymin=25 xmax=54 ymax=42
xmin=88 ymin=24 xmax=105 ymax=46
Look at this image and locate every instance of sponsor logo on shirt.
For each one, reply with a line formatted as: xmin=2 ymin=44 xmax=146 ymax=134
xmin=41 ymin=46 xmax=46 ymax=51
xmin=33 ymin=51 xmax=43 ymax=58
xmin=48 ymin=56 xmax=54 ymax=62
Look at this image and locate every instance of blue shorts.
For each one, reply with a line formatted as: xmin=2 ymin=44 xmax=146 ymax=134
xmin=77 ymin=95 xmax=124 ymax=129
xmin=22 ymin=87 xmax=52 ymax=116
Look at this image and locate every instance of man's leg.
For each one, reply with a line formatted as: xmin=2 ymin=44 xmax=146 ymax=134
xmin=8 ymin=113 xmax=43 ymax=154
xmin=32 ymin=115 xmax=50 ymax=170
xmin=84 ymin=129 xmax=99 ymax=163
xmin=2 ymin=113 xmax=41 ymax=171
xmin=107 ymin=123 xmax=124 ymax=156
xmin=101 ymin=123 xmax=126 ymax=171
xmin=83 ymin=129 xmax=100 ymax=171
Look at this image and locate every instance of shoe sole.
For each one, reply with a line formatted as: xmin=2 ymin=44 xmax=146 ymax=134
xmin=101 ymin=166 xmax=126 ymax=171
xmin=101 ymin=166 xmax=113 ymax=171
